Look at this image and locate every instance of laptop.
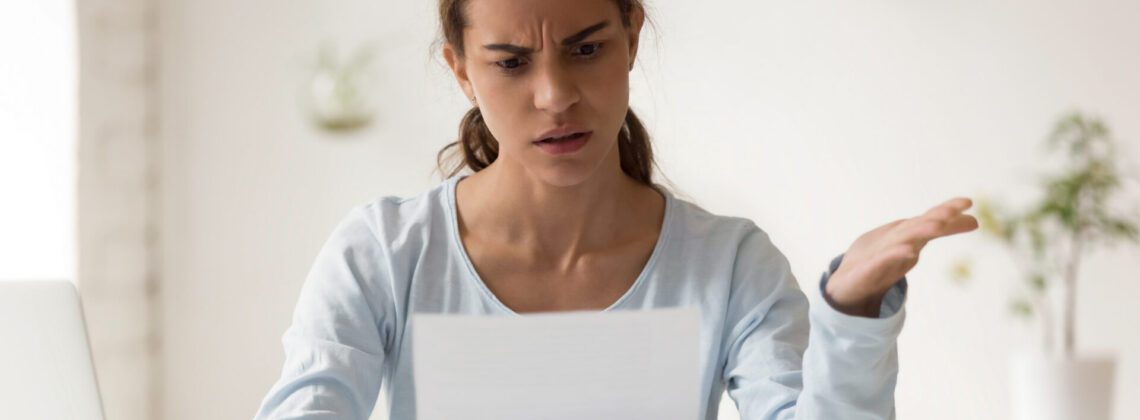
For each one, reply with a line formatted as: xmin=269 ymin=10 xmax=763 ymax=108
xmin=0 ymin=280 xmax=105 ymax=420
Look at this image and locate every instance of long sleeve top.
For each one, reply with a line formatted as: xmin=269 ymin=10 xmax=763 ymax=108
xmin=253 ymin=175 xmax=909 ymax=420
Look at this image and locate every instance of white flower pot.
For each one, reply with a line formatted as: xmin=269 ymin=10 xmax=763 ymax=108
xmin=1010 ymin=353 xmax=1116 ymax=420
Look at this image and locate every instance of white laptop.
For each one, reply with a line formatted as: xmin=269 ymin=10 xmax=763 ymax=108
xmin=0 ymin=280 xmax=105 ymax=420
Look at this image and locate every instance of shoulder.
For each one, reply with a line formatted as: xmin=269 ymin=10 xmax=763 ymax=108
xmin=667 ymin=194 xmax=772 ymax=251
xmin=666 ymin=194 xmax=790 ymax=281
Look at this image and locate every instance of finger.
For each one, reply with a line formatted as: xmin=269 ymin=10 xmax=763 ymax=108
xmin=954 ymin=197 xmax=974 ymax=211
xmin=944 ymin=214 xmax=979 ymax=235
xmin=924 ymin=197 xmax=973 ymax=218
xmin=889 ymin=198 xmax=974 ymax=248
xmin=912 ymin=198 xmax=975 ymax=237
xmin=905 ymin=202 xmax=964 ymax=238
xmin=900 ymin=214 xmax=978 ymax=249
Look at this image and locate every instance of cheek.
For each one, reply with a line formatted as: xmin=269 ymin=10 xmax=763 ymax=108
xmin=471 ymin=74 xmax=530 ymax=144
xmin=582 ymin=56 xmax=632 ymax=126
xmin=585 ymin=51 xmax=630 ymax=91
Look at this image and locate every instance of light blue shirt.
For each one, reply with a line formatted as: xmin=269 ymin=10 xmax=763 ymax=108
xmin=254 ymin=175 xmax=908 ymax=420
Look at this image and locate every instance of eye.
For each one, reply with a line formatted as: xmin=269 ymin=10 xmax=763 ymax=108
xmin=574 ymin=42 xmax=603 ymax=58
xmin=496 ymin=57 xmax=523 ymax=70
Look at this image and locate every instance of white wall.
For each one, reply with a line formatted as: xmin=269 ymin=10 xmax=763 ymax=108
xmin=0 ymin=1 xmax=76 ymax=281
xmin=158 ymin=0 xmax=1140 ymax=419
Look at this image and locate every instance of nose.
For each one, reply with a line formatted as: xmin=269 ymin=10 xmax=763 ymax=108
xmin=532 ymin=62 xmax=580 ymax=114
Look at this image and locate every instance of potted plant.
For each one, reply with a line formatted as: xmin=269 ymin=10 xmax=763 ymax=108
xmin=950 ymin=111 xmax=1139 ymax=420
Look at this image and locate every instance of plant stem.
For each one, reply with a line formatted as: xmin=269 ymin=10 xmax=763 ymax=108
xmin=1061 ymin=229 xmax=1085 ymax=359
xmin=1060 ymin=181 xmax=1091 ymax=359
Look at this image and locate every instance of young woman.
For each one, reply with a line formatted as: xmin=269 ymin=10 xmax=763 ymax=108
xmin=255 ymin=0 xmax=978 ymax=419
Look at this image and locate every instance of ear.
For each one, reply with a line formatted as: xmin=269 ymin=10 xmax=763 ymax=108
xmin=626 ymin=7 xmax=645 ymax=72
xmin=443 ymin=42 xmax=476 ymax=103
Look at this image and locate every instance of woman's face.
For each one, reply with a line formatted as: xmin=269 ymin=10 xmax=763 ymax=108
xmin=444 ymin=0 xmax=643 ymax=187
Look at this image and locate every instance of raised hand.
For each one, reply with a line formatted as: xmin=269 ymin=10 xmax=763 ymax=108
xmin=824 ymin=198 xmax=979 ymax=317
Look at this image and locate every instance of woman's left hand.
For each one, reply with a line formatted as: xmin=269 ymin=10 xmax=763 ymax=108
xmin=825 ymin=197 xmax=979 ymax=317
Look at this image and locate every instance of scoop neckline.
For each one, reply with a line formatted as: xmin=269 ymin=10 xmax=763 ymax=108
xmin=444 ymin=174 xmax=675 ymax=317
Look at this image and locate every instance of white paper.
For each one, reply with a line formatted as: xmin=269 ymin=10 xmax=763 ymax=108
xmin=412 ymin=306 xmax=702 ymax=420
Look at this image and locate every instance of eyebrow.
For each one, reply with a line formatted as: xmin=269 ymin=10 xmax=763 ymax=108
xmin=483 ymin=20 xmax=610 ymax=55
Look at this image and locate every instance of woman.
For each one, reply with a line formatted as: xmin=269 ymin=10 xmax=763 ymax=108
xmin=255 ymin=0 xmax=978 ymax=419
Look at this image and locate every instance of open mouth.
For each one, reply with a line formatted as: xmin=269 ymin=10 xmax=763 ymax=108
xmin=532 ymin=131 xmax=592 ymax=155
xmin=535 ymin=132 xmax=589 ymax=144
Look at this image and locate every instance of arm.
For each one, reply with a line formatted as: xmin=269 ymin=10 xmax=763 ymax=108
xmin=722 ymin=227 xmax=907 ymax=420
xmin=254 ymin=207 xmax=394 ymax=420
xmin=798 ymin=253 xmax=906 ymax=419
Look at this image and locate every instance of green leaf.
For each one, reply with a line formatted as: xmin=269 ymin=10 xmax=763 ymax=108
xmin=1101 ymin=217 xmax=1140 ymax=245
xmin=1111 ymin=219 xmax=1140 ymax=242
xmin=1026 ymin=273 xmax=1047 ymax=293
xmin=1029 ymin=224 xmax=1047 ymax=258
xmin=1010 ymin=298 xmax=1035 ymax=320
xmin=1089 ymin=119 xmax=1109 ymax=138
xmin=973 ymin=111 xmax=1138 ymax=320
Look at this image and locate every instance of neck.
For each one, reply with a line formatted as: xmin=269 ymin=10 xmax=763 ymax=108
xmin=455 ymin=151 xmax=660 ymax=261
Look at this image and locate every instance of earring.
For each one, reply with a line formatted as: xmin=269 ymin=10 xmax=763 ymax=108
xmin=471 ymin=95 xmax=477 ymax=105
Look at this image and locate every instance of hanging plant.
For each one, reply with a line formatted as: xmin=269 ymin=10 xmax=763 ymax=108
xmin=304 ymin=40 xmax=381 ymax=133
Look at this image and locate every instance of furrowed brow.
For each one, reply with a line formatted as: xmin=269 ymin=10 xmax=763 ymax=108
xmin=560 ymin=20 xmax=608 ymax=46
xmin=482 ymin=20 xmax=610 ymax=55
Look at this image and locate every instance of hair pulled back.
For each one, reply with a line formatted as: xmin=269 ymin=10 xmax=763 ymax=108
xmin=435 ymin=0 xmax=656 ymax=185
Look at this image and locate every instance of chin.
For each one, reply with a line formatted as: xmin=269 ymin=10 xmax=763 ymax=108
xmin=533 ymin=140 xmax=622 ymax=188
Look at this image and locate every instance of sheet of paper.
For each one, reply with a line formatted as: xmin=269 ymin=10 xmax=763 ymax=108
xmin=412 ymin=306 xmax=701 ymax=420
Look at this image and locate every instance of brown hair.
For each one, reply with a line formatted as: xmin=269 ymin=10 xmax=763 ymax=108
xmin=435 ymin=0 xmax=656 ymax=185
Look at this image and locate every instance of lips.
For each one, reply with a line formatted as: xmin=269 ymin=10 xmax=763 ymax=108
xmin=534 ymin=124 xmax=592 ymax=143
xmin=533 ymin=131 xmax=592 ymax=155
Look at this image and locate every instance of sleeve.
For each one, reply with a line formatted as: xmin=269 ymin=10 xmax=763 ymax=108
xmin=253 ymin=206 xmax=395 ymax=420
xmin=721 ymin=225 xmax=908 ymax=420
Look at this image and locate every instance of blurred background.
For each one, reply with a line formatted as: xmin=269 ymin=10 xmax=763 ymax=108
xmin=3 ymin=0 xmax=1139 ymax=419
